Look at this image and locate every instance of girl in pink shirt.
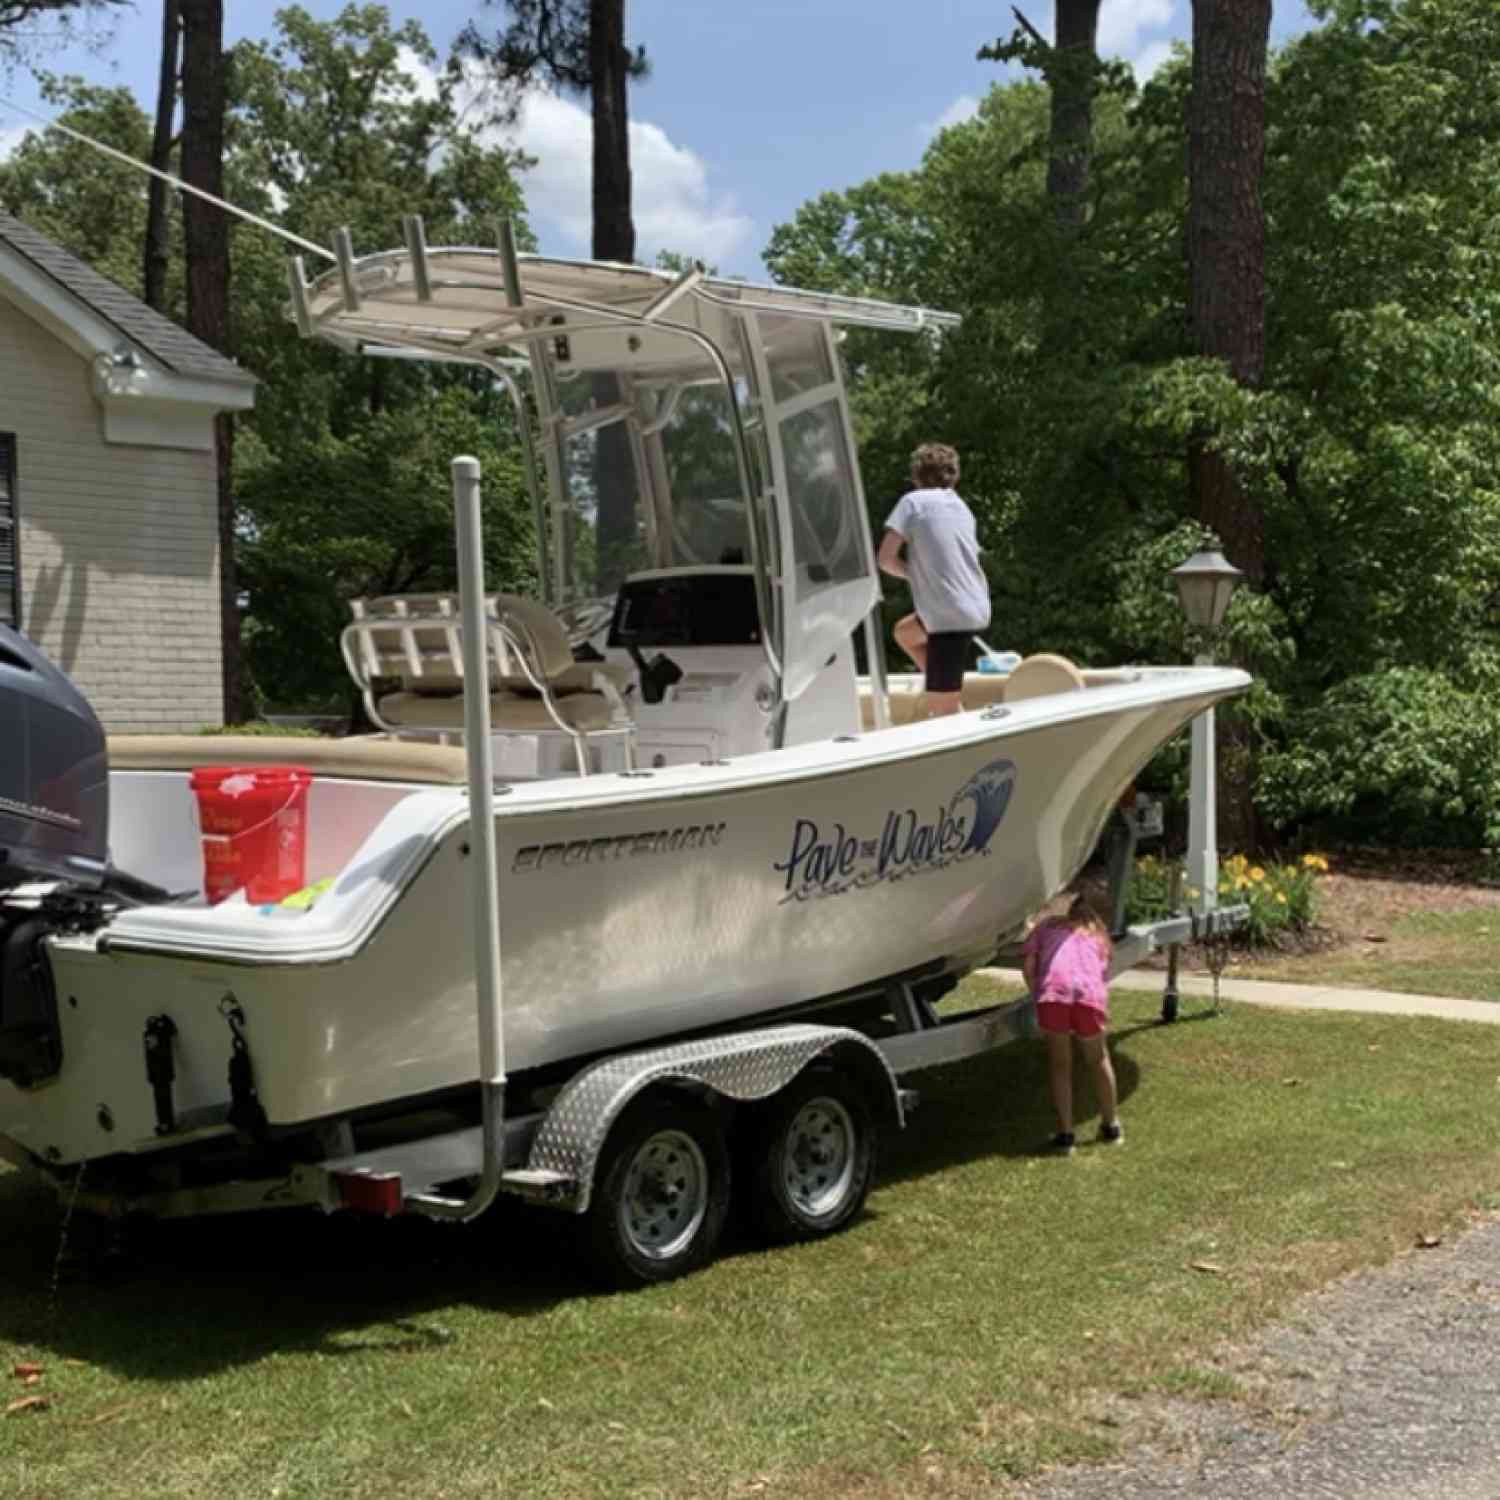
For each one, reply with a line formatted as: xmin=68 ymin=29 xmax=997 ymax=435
xmin=1022 ymin=894 xmax=1123 ymax=1155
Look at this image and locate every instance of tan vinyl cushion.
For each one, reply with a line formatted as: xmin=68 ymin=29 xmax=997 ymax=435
xmin=859 ymin=670 xmax=1012 ymax=729
xmin=378 ymin=691 xmax=619 ymax=733
xmin=1002 ymin=653 xmax=1087 ymax=703
xmin=107 ymin=734 xmax=472 ymax=784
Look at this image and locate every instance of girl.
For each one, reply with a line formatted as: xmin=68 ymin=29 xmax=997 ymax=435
xmin=1022 ymin=893 xmax=1123 ymax=1155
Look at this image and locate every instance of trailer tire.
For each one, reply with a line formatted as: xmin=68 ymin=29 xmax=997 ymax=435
xmin=746 ymin=1067 xmax=876 ymax=1245
xmin=583 ymin=1093 xmax=731 ymax=1289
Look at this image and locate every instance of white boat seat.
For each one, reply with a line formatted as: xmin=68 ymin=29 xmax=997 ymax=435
xmin=342 ymin=592 xmax=636 ymax=777
xmin=378 ymin=691 xmax=619 ymax=733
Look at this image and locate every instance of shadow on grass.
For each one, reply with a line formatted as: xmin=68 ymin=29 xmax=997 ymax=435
xmin=0 ymin=1016 xmax=1180 ymax=1382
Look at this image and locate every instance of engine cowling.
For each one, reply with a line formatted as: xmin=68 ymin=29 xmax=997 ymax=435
xmin=0 ymin=624 xmax=107 ymax=891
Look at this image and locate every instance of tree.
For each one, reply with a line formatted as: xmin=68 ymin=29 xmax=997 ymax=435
xmin=1186 ymin=0 xmax=1273 ymax=588
xmin=143 ymin=0 xmax=180 ymax=312
xmin=178 ymin=0 xmax=243 ymax=721
xmin=0 ymin=1 xmax=123 ymax=66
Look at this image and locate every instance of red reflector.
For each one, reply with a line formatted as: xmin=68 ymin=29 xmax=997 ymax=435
xmin=334 ymin=1170 xmax=403 ymax=1216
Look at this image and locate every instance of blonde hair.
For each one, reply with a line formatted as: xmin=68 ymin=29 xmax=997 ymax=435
xmin=911 ymin=442 xmax=960 ymax=489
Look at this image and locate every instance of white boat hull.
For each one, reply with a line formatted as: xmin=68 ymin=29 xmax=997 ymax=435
xmin=1 ymin=668 xmax=1245 ymax=1168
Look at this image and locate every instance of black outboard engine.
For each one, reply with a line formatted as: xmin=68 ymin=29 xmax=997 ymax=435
xmin=1 ymin=624 xmax=109 ymax=1087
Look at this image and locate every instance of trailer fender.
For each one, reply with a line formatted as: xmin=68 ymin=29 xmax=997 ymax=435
xmin=525 ymin=1023 xmax=905 ymax=1214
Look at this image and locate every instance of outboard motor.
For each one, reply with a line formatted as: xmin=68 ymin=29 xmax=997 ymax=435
xmin=0 ymin=624 xmax=109 ymax=1087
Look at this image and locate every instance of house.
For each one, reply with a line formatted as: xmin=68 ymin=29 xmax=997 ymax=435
xmin=0 ymin=210 xmax=256 ymax=731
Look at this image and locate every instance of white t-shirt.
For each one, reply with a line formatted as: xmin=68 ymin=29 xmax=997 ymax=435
xmin=884 ymin=487 xmax=991 ymax=634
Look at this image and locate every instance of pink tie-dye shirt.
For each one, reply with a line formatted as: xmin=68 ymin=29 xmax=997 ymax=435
xmin=1023 ymin=918 xmax=1111 ymax=1012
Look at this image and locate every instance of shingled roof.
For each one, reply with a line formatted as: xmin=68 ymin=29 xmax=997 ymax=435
xmin=0 ymin=209 xmax=256 ymax=387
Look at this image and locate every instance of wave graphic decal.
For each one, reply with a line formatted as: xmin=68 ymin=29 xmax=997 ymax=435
xmin=952 ymin=758 xmax=1017 ymax=855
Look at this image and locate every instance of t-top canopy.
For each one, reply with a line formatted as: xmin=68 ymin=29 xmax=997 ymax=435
xmin=288 ymin=216 xmax=960 ymax=364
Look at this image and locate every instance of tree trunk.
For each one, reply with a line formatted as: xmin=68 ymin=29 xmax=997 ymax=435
xmin=588 ymin=0 xmax=634 ymax=263
xmin=588 ymin=0 xmax=637 ymax=591
xmin=143 ymin=0 xmax=180 ymax=312
xmin=1047 ymin=0 xmax=1102 ymax=231
xmin=1187 ymin=0 xmax=1271 ymax=588
xmin=180 ymin=0 xmax=244 ymax=723
xmin=1187 ymin=0 xmax=1272 ymax=852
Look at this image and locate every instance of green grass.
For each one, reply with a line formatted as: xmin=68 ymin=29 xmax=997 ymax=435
xmin=1238 ymin=907 xmax=1500 ymax=1001
xmin=4 ymin=985 xmax=1499 ymax=1498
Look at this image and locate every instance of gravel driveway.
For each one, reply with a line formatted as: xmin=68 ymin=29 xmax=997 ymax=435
xmin=1011 ymin=1212 xmax=1500 ymax=1499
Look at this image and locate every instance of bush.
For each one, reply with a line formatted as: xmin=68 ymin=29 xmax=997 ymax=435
xmin=1257 ymin=670 xmax=1500 ymax=848
xmin=199 ymin=723 xmax=330 ymax=738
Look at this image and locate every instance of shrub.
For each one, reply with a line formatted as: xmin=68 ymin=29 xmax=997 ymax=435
xmin=1257 ymin=670 xmax=1500 ymax=848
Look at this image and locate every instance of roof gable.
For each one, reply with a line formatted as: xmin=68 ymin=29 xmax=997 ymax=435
xmin=0 ymin=210 xmax=255 ymax=388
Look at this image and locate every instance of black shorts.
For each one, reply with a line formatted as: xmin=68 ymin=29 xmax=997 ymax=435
xmin=924 ymin=631 xmax=970 ymax=693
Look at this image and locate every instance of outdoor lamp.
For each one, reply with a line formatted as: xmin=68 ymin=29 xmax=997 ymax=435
xmin=1170 ymin=548 xmax=1244 ymax=927
xmin=1170 ymin=549 xmax=1244 ymax=634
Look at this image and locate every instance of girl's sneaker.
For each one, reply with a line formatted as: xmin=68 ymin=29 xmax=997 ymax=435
xmin=1098 ymin=1120 xmax=1124 ymax=1146
xmin=1048 ymin=1131 xmax=1076 ymax=1156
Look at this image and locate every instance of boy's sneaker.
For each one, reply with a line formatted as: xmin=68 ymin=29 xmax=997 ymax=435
xmin=1098 ymin=1120 xmax=1124 ymax=1146
xmin=1047 ymin=1131 xmax=1076 ymax=1156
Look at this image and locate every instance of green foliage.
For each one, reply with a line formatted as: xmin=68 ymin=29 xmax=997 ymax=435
xmin=1258 ymin=670 xmax=1500 ymax=847
xmin=767 ymin=0 xmax=1500 ymax=846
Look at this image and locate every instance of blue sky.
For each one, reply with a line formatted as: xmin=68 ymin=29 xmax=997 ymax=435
xmin=0 ymin=1 xmax=1319 ymax=278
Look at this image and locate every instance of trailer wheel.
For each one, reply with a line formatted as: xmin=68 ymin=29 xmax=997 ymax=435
xmin=583 ymin=1094 xmax=730 ymax=1289
xmin=747 ymin=1068 xmax=875 ymax=1245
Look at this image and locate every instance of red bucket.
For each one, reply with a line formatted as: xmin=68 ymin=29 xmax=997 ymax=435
xmin=188 ymin=765 xmax=312 ymax=906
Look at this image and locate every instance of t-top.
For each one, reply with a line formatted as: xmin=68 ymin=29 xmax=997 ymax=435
xmin=884 ymin=487 xmax=992 ymax=634
xmin=1023 ymin=918 xmax=1111 ymax=1012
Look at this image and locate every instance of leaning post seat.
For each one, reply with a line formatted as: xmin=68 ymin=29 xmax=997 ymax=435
xmin=340 ymin=592 xmax=636 ymax=776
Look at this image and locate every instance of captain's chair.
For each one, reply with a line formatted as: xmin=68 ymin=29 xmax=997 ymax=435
xmin=342 ymin=593 xmax=636 ymax=777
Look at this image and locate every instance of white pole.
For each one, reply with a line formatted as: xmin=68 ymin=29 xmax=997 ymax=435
xmin=452 ymin=456 xmax=506 ymax=1087
xmin=1185 ymin=650 xmax=1218 ymax=913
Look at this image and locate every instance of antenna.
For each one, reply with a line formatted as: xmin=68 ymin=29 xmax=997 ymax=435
xmin=0 ymin=93 xmax=335 ymax=263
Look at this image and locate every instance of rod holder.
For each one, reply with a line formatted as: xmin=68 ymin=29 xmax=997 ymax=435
xmin=496 ymin=217 xmax=524 ymax=310
xmin=287 ymin=257 xmax=313 ymax=338
xmin=403 ymin=214 xmax=433 ymax=302
xmin=333 ymin=226 xmax=361 ymax=312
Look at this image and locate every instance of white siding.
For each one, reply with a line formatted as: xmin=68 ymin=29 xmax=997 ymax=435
xmin=0 ymin=295 xmax=223 ymax=731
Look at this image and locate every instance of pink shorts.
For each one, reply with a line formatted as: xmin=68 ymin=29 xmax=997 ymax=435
xmin=1036 ymin=996 xmax=1108 ymax=1039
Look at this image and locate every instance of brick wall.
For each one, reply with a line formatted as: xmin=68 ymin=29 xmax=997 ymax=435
xmin=0 ymin=295 xmax=224 ymax=731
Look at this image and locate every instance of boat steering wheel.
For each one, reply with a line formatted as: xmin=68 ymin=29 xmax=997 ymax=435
xmin=554 ymin=595 xmax=616 ymax=648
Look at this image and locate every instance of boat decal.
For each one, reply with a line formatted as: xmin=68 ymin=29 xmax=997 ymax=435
xmin=513 ymin=822 xmax=727 ymax=872
xmin=773 ymin=757 xmax=1016 ymax=903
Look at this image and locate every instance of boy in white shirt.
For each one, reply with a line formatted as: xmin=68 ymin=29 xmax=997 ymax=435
xmin=876 ymin=442 xmax=991 ymax=717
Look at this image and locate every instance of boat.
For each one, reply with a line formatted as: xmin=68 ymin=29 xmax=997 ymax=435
xmin=0 ymin=222 xmax=1249 ymax=1280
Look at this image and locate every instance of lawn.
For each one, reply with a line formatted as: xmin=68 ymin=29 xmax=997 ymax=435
xmin=5 ymin=985 xmax=1499 ymax=1499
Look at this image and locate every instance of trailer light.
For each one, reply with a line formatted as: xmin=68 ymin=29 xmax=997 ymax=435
xmin=334 ymin=1170 xmax=403 ymax=1217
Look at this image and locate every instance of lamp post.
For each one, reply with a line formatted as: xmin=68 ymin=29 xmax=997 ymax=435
xmin=1170 ymin=550 xmax=1244 ymax=915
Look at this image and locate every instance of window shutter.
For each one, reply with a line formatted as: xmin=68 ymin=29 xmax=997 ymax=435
xmin=0 ymin=434 xmax=16 ymax=629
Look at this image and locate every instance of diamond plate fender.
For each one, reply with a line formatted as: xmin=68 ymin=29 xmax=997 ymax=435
xmin=526 ymin=1023 xmax=905 ymax=1213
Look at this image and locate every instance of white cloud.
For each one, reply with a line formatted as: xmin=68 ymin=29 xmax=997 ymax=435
xmin=922 ymin=93 xmax=981 ymax=139
xmin=1131 ymin=40 xmax=1177 ymax=81
xmin=396 ymin=47 xmax=752 ymax=269
xmin=1097 ymin=0 xmax=1175 ymax=58
xmin=505 ymin=88 xmax=753 ymax=268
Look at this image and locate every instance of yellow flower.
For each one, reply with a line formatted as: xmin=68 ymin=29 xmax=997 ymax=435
xmin=1302 ymin=853 xmax=1329 ymax=872
xmin=1250 ymin=866 xmax=1266 ymax=882
xmin=1275 ymin=892 xmax=1287 ymax=903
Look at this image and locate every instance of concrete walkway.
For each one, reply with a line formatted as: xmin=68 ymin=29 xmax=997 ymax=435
xmin=975 ymin=967 xmax=1500 ymax=1025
